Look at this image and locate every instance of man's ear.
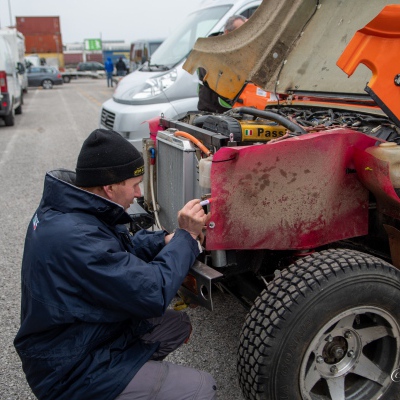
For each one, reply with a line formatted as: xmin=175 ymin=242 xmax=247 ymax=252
xmin=102 ymin=184 xmax=115 ymax=200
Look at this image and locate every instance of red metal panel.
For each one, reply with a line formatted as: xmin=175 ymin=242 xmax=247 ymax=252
xmin=206 ymin=129 xmax=378 ymax=251
xmin=16 ymin=16 xmax=61 ymax=35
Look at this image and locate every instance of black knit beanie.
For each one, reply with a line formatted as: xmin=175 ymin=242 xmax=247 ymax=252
xmin=75 ymin=129 xmax=144 ymax=187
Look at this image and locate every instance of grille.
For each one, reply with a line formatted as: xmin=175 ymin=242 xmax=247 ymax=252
xmin=156 ymin=132 xmax=203 ymax=232
xmin=100 ymin=108 xmax=115 ymax=129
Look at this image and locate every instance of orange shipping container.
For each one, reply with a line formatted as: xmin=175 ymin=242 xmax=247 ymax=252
xmin=24 ymin=34 xmax=62 ymax=53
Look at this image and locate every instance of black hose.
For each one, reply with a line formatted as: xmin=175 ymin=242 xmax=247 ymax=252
xmin=192 ymin=115 xmax=210 ymax=128
xmin=232 ymin=107 xmax=307 ymax=134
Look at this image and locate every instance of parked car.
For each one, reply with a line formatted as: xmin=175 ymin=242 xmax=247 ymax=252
xmin=76 ymin=61 xmax=105 ymax=73
xmin=27 ymin=66 xmax=63 ymax=89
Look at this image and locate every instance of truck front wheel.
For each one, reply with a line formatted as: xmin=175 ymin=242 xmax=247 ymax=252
xmin=237 ymin=249 xmax=400 ymax=400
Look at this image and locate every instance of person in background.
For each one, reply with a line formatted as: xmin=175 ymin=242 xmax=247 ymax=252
xmin=14 ymin=129 xmax=217 ymax=400
xmin=198 ymin=15 xmax=248 ymax=113
xmin=105 ymin=56 xmax=114 ymax=87
xmin=116 ymin=57 xmax=128 ymax=76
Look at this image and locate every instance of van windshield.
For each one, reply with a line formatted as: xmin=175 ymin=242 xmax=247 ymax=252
xmin=148 ymin=5 xmax=231 ymax=69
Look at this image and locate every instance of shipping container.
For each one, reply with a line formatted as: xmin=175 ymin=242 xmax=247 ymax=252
xmin=16 ymin=16 xmax=61 ymax=35
xmin=64 ymin=53 xmax=83 ymax=66
xmin=86 ymin=53 xmax=103 ymax=63
xmin=24 ymin=34 xmax=62 ymax=53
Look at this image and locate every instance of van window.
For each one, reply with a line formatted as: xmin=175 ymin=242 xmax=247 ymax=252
xmin=130 ymin=41 xmax=163 ymax=70
xmin=149 ymin=42 xmax=161 ymax=56
xmin=240 ymin=6 xmax=258 ymax=19
xmin=148 ymin=5 xmax=231 ymax=69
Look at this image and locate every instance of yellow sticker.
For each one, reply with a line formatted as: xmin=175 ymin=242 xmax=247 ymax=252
xmin=134 ymin=165 xmax=145 ymax=176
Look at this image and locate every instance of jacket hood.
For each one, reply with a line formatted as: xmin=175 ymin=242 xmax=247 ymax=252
xmin=42 ymin=169 xmax=132 ymax=226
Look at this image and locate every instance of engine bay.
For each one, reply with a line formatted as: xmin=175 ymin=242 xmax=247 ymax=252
xmin=180 ymin=104 xmax=400 ymax=150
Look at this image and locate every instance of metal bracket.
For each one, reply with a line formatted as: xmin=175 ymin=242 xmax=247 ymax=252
xmin=178 ymin=260 xmax=223 ymax=311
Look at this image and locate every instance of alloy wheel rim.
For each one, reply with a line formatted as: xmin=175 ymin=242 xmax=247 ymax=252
xmin=299 ymin=306 xmax=400 ymax=400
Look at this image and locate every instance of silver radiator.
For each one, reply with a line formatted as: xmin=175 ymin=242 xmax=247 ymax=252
xmin=156 ymin=130 xmax=203 ymax=232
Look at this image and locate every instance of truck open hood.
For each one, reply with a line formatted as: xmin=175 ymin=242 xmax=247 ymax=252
xmin=183 ymin=0 xmax=400 ymax=104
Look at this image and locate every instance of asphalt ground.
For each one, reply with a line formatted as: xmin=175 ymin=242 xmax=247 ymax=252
xmin=0 ymin=78 xmax=248 ymax=399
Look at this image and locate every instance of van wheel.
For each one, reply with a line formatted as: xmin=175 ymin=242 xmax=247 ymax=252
xmin=42 ymin=79 xmax=53 ymax=89
xmin=237 ymin=249 xmax=400 ymax=400
xmin=4 ymin=109 xmax=15 ymax=126
xmin=15 ymin=102 xmax=22 ymax=115
xmin=63 ymin=76 xmax=70 ymax=83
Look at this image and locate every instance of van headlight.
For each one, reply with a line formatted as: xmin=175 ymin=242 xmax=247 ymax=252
xmin=133 ymin=69 xmax=178 ymax=99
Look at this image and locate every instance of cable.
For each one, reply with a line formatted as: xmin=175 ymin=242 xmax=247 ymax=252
xmin=149 ymin=148 xmax=162 ymax=230
xmin=174 ymin=131 xmax=212 ymax=156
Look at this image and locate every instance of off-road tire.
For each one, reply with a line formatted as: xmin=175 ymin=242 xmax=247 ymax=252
xmin=237 ymin=249 xmax=400 ymax=400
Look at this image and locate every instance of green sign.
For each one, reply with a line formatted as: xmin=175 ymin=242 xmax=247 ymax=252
xmin=84 ymin=39 xmax=102 ymax=51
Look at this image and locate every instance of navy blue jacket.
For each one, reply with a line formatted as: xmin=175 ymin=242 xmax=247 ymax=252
xmin=14 ymin=170 xmax=200 ymax=400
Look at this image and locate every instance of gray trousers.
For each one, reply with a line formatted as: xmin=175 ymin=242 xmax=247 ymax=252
xmin=115 ymin=310 xmax=217 ymax=400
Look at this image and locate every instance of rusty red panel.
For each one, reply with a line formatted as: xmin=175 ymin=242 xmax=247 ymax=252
xmin=16 ymin=16 xmax=61 ymax=35
xmin=206 ymin=129 xmax=379 ymax=251
xmin=24 ymin=34 xmax=61 ymax=53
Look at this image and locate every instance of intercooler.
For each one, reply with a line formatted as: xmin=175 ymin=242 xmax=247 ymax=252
xmin=153 ymin=130 xmax=204 ymax=233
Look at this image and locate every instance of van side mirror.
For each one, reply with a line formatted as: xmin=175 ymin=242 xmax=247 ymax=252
xmin=17 ymin=62 xmax=25 ymax=74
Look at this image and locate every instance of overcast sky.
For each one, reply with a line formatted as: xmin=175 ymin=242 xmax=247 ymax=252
xmin=0 ymin=0 xmax=203 ymax=43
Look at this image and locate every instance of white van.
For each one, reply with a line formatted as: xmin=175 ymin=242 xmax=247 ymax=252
xmin=100 ymin=0 xmax=261 ymax=151
xmin=0 ymin=28 xmax=28 ymax=93
xmin=0 ymin=32 xmax=23 ymax=126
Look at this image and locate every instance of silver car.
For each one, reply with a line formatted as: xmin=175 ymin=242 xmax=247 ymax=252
xmin=27 ymin=66 xmax=63 ymax=89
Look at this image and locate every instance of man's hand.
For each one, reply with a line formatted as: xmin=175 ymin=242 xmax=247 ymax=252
xmin=177 ymin=199 xmax=210 ymax=241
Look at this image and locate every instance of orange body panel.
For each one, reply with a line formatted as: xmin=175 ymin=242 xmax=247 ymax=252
xmin=337 ymin=4 xmax=400 ymax=125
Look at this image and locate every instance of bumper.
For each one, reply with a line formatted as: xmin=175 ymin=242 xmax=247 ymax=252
xmin=0 ymin=93 xmax=11 ymax=117
xmin=178 ymin=260 xmax=223 ymax=311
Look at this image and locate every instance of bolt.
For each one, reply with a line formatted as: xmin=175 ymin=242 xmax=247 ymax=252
xmin=326 ymin=335 xmax=333 ymax=342
xmin=347 ymin=350 xmax=355 ymax=358
xmin=330 ymin=366 xmax=338 ymax=374
xmin=344 ymin=331 xmax=352 ymax=339
xmin=333 ymin=348 xmax=344 ymax=359
xmin=316 ymin=356 xmax=324 ymax=364
xmin=209 ymin=222 xmax=215 ymax=229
